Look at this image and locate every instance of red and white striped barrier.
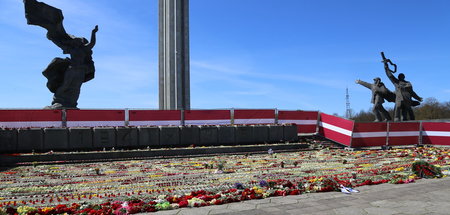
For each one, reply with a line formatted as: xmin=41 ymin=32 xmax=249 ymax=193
xmin=422 ymin=122 xmax=450 ymax=146
xmin=351 ymin=122 xmax=388 ymax=147
xmin=387 ymin=122 xmax=420 ymax=146
xmin=278 ymin=110 xmax=318 ymax=134
xmin=234 ymin=109 xmax=275 ymax=125
xmin=66 ymin=110 xmax=125 ymax=127
xmin=129 ymin=110 xmax=181 ymax=126
xmin=0 ymin=110 xmax=62 ymax=128
xmin=184 ymin=110 xmax=231 ymax=125
xmin=319 ymin=113 xmax=354 ymax=146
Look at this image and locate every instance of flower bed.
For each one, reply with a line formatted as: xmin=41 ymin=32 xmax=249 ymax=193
xmin=1 ymin=147 xmax=449 ymax=214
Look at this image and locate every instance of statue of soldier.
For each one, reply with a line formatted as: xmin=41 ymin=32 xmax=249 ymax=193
xmin=356 ymin=77 xmax=394 ymax=122
xmin=382 ymin=52 xmax=422 ymax=121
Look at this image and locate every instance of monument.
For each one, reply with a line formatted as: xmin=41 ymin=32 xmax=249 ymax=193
xmin=158 ymin=0 xmax=190 ymax=110
xmin=355 ymin=77 xmax=395 ymax=122
xmin=381 ymin=52 xmax=422 ymax=121
xmin=24 ymin=0 xmax=98 ymax=110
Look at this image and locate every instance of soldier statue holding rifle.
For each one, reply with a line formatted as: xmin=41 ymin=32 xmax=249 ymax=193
xmin=381 ymin=52 xmax=422 ymax=121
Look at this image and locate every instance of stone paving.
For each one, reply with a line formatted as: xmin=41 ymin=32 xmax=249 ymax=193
xmin=149 ymin=177 xmax=450 ymax=215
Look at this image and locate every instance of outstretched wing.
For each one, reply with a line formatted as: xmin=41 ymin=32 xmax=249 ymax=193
xmin=24 ymin=0 xmax=71 ymax=49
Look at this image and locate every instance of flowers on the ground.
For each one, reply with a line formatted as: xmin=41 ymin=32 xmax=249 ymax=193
xmin=0 ymin=146 xmax=449 ymax=214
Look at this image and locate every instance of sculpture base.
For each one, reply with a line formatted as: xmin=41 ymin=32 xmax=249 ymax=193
xmin=43 ymin=103 xmax=79 ymax=110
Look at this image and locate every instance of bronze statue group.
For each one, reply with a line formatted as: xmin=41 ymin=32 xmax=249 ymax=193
xmin=356 ymin=52 xmax=423 ymax=122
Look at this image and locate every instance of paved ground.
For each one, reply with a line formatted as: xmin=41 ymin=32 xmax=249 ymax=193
xmin=149 ymin=177 xmax=450 ymax=215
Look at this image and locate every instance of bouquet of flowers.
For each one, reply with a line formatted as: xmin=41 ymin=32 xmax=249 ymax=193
xmin=412 ymin=160 xmax=443 ymax=179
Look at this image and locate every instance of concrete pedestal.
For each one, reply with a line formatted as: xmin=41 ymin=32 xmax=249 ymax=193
xmin=138 ymin=126 xmax=160 ymax=147
xmin=0 ymin=129 xmax=17 ymax=153
xmin=69 ymin=128 xmax=93 ymax=150
xmin=43 ymin=128 xmax=68 ymax=151
xmin=116 ymin=127 xmax=138 ymax=148
xmin=93 ymin=127 xmax=116 ymax=149
xmin=235 ymin=125 xmax=254 ymax=145
xmin=199 ymin=126 xmax=218 ymax=146
xmin=284 ymin=124 xmax=299 ymax=142
xmin=218 ymin=126 xmax=235 ymax=145
xmin=18 ymin=128 xmax=43 ymax=152
xmin=180 ymin=126 xmax=200 ymax=146
xmin=253 ymin=125 xmax=270 ymax=144
xmin=268 ymin=125 xmax=284 ymax=142
xmin=159 ymin=126 xmax=180 ymax=146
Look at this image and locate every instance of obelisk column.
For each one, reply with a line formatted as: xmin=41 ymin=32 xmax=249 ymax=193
xmin=159 ymin=0 xmax=190 ymax=110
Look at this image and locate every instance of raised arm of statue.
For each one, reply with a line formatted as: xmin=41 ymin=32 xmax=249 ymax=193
xmin=355 ymin=79 xmax=372 ymax=90
xmin=86 ymin=25 xmax=98 ymax=50
xmin=384 ymin=60 xmax=398 ymax=85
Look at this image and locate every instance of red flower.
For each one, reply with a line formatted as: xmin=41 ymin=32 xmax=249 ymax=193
xmin=178 ymin=200 xmax=188 ymax=208
xmin=128 ymin=206 xmax=142 ymax=214
xmin=213 ymin=199 xmax=223 ymax=205
xmin=289 ymin=189 xmax=300 ymax=195
xmin=6 ymin=207 xmax=17 ymax=215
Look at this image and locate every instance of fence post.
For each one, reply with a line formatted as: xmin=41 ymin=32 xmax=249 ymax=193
xmin=124 ymin=108 xmax=129 ymax=126
xmin=274 ymin=108 xmax=279 ymax=124
xmin=418 ymin=121 xmax=423 ymax=146
xmin=349 ymin=120 xmax=355 ymax=148
xmin=61 ymin=109 xmax=67 ymax=128
xmin=230 ymin=108 xmax=235 ymax=125
xmin=386 ymin=122 xmax=390 ymax=147
xmin=315 ymin=111 xmax=321 ymax=135
xmin=180 ymin=109 xmax=185 ymax=126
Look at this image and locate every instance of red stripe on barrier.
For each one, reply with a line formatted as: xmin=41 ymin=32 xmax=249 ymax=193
xmin=0 ymin=110 xmax=61 ymax=121
xmin=319 ymin=113 xmax=353 ymax=146
xmin=388 ymin=122 xmax=420 ymax=146
xmin=351 ymin=122 xmax=387 ymax=147
xmin=129 ymin=110 xmax=181 ymax=121
xmin=185 ymin=110 xmax=230 ymax=120
xmin=184 ymin=110 xmax=231 ymax=125
xmin=66 ymin=110 xmax=124 ymax=121
xmin=278 ymin=111 xmax=318 ymax=120
xmin=320 ymin=113 xmax=354 ymax=131
xmin=278 ymin=111 xmax=318 ymax=134
xmin=234 ymin=109 xmax=275 ymax=124
xmin=422 ymin=122 xmax=450 ymax=132
xmin=422 ymin=122 xmax=450 ymax=145
xmin=234 ymin=109 xmax=275 ymax=119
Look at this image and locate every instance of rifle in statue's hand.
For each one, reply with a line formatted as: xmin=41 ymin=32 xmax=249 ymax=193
xmin=381 ymin=52 xmax=397 ymax=73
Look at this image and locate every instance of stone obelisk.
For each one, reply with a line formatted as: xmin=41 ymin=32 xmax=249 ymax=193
xmin=159 ymin=0 xmax=190 ymax=110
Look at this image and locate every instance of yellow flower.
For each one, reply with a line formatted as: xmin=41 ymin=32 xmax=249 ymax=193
xmin=42 ymin=207 xmax=54 ymax=213
xmin=394 ymin=167 xmax=405 ymax=172
xmin=309 ymin=178 xmax=318 ymax=183
xmin=17 ymin=206 xmax=37 ymax=215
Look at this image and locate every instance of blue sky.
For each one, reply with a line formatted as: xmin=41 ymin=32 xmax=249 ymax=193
xmin=1 ymin=0 xmax=449 ymax=116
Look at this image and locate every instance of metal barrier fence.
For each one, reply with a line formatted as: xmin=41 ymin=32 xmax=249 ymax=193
xmin=1 ymin=109 xmax=449 ymax=149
